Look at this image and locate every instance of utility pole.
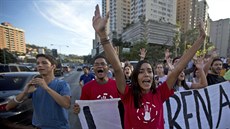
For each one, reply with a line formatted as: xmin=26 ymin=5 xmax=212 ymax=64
xmin=3 ymin=48 xmax=6 ymax=64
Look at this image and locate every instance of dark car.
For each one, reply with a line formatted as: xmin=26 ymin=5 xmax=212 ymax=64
xmin=76 ymin=67 xmax=83 ymax=71
xmin=54 ymin=63 xmax=63 ymax=77
xmin=0 ymin=72 xmax=40 ymax=125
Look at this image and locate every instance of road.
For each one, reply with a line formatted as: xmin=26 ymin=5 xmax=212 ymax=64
xmin=60 ymin=69 xmax=83 ymax=129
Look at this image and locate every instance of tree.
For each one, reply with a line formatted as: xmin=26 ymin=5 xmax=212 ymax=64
xmin=0 ymin=49 xmax=17 ymax=64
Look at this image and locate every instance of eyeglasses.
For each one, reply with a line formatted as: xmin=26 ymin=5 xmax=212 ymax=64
xmin=94 ymin=62 xmax=107 ymax=67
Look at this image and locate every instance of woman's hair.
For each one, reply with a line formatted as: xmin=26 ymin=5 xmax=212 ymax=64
xmin=193 ymin=67 xmax=198 ymax=78
xmin=173 ymin=72 xmax=190 ymax=91
xmin=124 ymin=63 xmax=133 ymax=80
xmin=131 ymin=60 xmax=156 ymax=108
xmin=172 ymin=56 xmax=181 ymax=65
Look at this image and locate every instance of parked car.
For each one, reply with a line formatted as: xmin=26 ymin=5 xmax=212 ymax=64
xmin=62 ymin=66 xmax=70 ymax=73
xmin=0 ymin=72 xmax=40 ymax=125
xmin=76 ymin=67 xmax=83 ymax=71
xmin=0 ymin=64 xmax=31 ymax=73
xmin=54 ymin=68 xmax=63 ymax=76
xmin=54 ymin=63 xmax=63 ymax=77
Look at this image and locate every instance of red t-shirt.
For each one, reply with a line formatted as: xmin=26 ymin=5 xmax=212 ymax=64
xmin=121 ymin=82 xmax=174 ymax=129
xmin=80 ymin=78 xmax=119 ymax=100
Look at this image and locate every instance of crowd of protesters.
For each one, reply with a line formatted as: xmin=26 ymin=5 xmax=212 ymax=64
xmin=3 ymin=4 xmax=230 ymax=129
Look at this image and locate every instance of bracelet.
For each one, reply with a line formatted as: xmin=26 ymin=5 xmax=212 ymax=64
xmin=13 ymin=96 xmax=23 ymax=103
xmin=100 ymin=39 xmax=110 ymax=45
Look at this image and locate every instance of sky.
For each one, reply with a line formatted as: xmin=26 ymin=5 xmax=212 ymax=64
xmin=0 ymin=0 xmax=230 ymax=56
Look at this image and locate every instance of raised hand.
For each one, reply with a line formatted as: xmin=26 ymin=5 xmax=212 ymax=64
xmin=210 ymin=48 xmax=218 ymax=58
xmin=73 ymin=103 xmax=80 ymax=114
xmin=114 ymin=46 xmax=119 ymax=55
xmin=139 ymin=48 xmax=147 ymax=60
xmin=197 ymin=19 xmax=206 ymax=38
xmin=92 ymin=4 xmax=109 ymax=37
xmin=164 ymin=49 xmax=170 ymax=60
xmin=194 ymin=56 xmax=204 ymax=70
xmin=23 ymin=80 xmax=35 ymax=94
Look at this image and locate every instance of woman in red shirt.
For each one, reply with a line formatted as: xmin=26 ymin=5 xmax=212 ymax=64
xmin=92 ymin=5 xmax=206 ymax=129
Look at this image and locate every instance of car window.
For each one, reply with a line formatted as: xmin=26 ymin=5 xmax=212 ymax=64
xmin=10 ymin=66 xmax=18 ymax=72
xmin=0 ymin=65 xmax=9 ymax=72
xmin=0 ymin=76 xmax=27 ymax=91
xmin=19 ymin=66 xmax=31 ymax=72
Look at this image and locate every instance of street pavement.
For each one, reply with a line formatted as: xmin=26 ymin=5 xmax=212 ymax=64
xmin=60 ymin=69 xmax=83 ymax=129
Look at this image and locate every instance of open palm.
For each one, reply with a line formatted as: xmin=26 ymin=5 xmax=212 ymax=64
xmin=92 ymin=5 xmax=109 ymax=36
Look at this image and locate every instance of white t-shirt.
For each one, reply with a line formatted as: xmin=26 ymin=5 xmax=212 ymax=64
xmin=159 ymin=75 xmax=167 ymax=85
xmin=155 ymin=75 xmax=167 ymax=86
xmin=175 ymin=82 xmax=192 ymax=92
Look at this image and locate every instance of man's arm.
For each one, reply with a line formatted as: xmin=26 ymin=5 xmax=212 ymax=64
xmin=6 ymin=80 xmax=34 ymax=110
xmin=6 ymin=92 xmax=28 ymax=111
xmin=79 ymin=75 xmax=84 ymax=87
xmin=191 ymin=58 xmax=208 ymax=89
xmin=203 ymin=49 xmax=218 ymax=75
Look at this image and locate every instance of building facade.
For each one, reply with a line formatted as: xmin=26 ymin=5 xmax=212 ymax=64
xmin=122 ymin=20 xmax=177 ymax=46
xmin=131 ymin=0 xmax=176 ymax=25
xmin=102 ymin=0 xmax=131 ymax=38
xmin=0 ymin=22 xmax=26 ymax=53
xmin=197 ymin=0 xmax=209 ymax=35
xmin=176 ymin=0 xmax=198 ymax=33
xmin=122 ymin=0 xmax=177 ymax=46
xmin=210 ymin=18 xmax=230 ymax=57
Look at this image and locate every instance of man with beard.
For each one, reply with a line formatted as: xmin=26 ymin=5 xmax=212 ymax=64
xmin=73 ymin=55 xmax=119 ymax=113
xmin=206 ymin=58 xmax=226 ymax=85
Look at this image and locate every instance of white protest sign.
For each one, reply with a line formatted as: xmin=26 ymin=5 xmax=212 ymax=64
xmin=76 ymin=82 xmax=230 ymax=129
xmin=76 ymin=98 xmax=122 ymax=129
xmin=164 ymin=81 xmax=230 ymax=129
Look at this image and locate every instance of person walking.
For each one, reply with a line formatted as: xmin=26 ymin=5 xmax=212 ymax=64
xmin=79 ymin=66 xmax=95 ymax=87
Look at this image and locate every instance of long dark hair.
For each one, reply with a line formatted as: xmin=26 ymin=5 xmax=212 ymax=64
xmin=173 ymin=74 xmax=190 ymax=91
xmin=131 ymin=60 xmax=156 ymax=108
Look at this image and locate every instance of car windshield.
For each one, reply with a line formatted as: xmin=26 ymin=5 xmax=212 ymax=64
xmin=0 ymin=75 xmax=28 ymax=91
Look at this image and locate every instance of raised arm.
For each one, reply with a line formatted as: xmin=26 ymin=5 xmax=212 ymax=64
xmin=92 ymin=5 xmax=126 ymax=94
xmin=191 ymin=57 xmax=208 ymax=89
xmin=164 ymin=49 xmax=174 ymax=75
xmin=203 ymin=48 xmax=218 ymax=75
xmin=139 ymin=48 xmax=147 ymax=61
xmin=166 ymin=21 xmax=206 ymax=89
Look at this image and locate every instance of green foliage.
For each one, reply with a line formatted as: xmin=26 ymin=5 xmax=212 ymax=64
xmin=120 ymin=40 xmax=147 ymax=61
xmin=0 ymin=49 xmax=17 ymax=64
xmin=146 ymin=44 xmax=171 ymax=65
xmin=120 ymin=40 xmax=171 ymax=65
